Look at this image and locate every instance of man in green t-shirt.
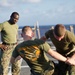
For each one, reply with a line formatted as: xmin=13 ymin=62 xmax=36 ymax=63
xmin=0 ymin=12 xmax=21 ymax=75
xmin=11 ymin=26 xmax=75 ymax=75
xmin=41 ymin=24 xmax=75 ymax=75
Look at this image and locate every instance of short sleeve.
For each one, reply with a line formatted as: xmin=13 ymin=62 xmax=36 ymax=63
xmin=39 ymin=42 xmax=51 ymax=53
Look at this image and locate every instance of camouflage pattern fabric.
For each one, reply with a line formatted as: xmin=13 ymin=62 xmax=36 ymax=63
xmin=0 ymin=45 xmax=21 ymax=75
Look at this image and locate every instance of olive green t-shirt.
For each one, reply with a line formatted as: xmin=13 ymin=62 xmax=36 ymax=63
xmin=45 ymin=29 xmax=75 ymax=54
xmin=12 ymin=39 xmax=54 ymax=73
xmin=0 ymin=21 xmax=18 ymax=43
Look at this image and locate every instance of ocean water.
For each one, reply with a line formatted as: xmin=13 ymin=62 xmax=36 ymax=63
xmin=0 ymin=24 xmax=75 ymax=43
xmin=19 ymin=24 xmax=75 ymax=39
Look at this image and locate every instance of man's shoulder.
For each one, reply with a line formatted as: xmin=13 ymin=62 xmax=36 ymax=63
xmin=0 ymin=21 xmax=8 ymax=29
xmin=46 ymin=29 xmax=53 ymax=34
xmin=65 ymin=30 xmax=75 ymax=40
xmin=45 ymin=29 xmax=54 ymax=38
xmin=66 ymin=30 xmax=74 ymax=35
xmin=0 ymin=21 xmax=7 ymax=25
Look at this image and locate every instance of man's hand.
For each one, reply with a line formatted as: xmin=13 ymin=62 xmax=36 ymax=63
xmin=15 ymin=56 xmax=21 ymax=62
xmin=65 ymin=57 xmax=75 ymax=66
xmin=40 ymin=36 xmax=47 ymax=41
xmin=0 ymin=44 xmax=8 ymax=51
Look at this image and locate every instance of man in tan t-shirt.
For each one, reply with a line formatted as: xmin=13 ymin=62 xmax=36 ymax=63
xmin=41 ymin=24 xmax=75 ymax=75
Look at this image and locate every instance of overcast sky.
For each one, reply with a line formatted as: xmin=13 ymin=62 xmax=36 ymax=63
xmin=0 ymin=0 xmax=75 ymax=26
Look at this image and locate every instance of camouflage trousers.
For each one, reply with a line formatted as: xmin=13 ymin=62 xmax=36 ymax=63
xmin=0 ymin=45 xmax=22 ymax=75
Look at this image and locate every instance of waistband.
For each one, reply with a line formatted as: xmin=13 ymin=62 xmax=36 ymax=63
xmin=2 ymin=42 xmax=17 ymax=45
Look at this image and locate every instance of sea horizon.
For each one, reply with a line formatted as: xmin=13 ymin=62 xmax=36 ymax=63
xmin=18 ymin=24 xmax=75 ymax=39
xmin=19 ymin=24 xmax=75 ymax=29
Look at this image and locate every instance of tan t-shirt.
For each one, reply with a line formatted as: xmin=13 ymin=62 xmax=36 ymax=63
xmin=45 ymin=29 xmax=75 ymax=55
xmin=0 ymin=21 xmax=18 ymax=43
xmin=12 ymin=39 xmax=54 ymax=73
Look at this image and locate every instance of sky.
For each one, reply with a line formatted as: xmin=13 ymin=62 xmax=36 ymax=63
xmin=0 ymin=0 xmax=75 ymax=26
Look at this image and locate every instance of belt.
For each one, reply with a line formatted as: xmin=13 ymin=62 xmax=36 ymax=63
xmin=3 ymin=42 xmax=17 ymax=45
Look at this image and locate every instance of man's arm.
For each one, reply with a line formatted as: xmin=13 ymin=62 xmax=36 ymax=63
xmin=47 ymin=48 xmax=75 ymax=65
xmin=47 ymin=48 xmax=67 ymax=62
xmin=11 ymin=56 xmax=21 ymax=63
